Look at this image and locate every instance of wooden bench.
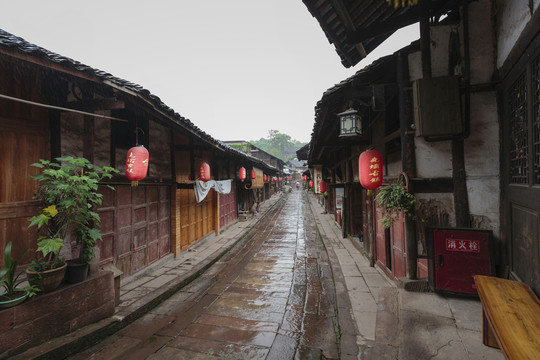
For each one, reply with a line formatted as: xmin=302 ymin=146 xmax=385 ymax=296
xmin=474 ymin=275 xmax=540 ymax=359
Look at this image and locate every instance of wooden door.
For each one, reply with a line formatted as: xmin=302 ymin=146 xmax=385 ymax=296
xmin=97 ymin=185 xmax=171 ymax=278
xmin=390 ymin=213 xmax=407 ymax=279
xmin=0 ymin=117 xmax=49 ymax=267
xmin=179 ymin=188 xmax=216 ymax=250
xmin=219 ymin=183 xmax=237 ymax=228
xmin=502 ymin=36 xmax=540 ymax=294
xmin=374 ymin=202 xmax=388 ymax=268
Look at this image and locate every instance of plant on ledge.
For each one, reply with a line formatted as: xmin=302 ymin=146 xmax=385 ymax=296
xmin=29 ymin=157 xmax=118 ymax=268
xmin=0 ymin=242 xmax=38 ymax=307
xmin=27 ymin=205 xmax=66 ymax=271
xmin=375 ymin=183 xmax=416 ymax=229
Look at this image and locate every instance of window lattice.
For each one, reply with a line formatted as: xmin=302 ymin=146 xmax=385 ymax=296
xmin=533 ymin=56 xmax=540 ymax=184
xmin=509 ymin=73 xmax=528 ymax=184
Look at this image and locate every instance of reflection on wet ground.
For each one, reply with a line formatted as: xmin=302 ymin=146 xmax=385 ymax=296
xmin=70 ymin=190 xmax=339 ymax=359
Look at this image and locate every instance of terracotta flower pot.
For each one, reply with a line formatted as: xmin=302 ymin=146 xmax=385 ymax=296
xmin=25 ymin=262 xmax=67 ymax=293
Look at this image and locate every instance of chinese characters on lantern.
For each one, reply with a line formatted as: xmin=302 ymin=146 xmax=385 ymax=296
xmin=125 ymin=145 xmax=149 ymax=186
xmin=359 ymin=149 xmax=383 ymax=190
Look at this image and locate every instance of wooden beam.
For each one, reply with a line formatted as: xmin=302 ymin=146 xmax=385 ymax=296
xmin=346 ymin=0 xmax=462 ymax=45
xmin=347 ymin=9 xmax=421 ymax=44
xmin=66 ymin=98 xmax=125 ymax=111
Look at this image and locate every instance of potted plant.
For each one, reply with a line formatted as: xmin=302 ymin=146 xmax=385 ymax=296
xmin=26 ymin=205 xmax=68 ymax=292
xmin=28 ymin=157 xmax=117 ymax=284
xmin=0 ymin=242 xmax=38 ymax=308
xmin=375 ymin=183 xmax=416 ymax=229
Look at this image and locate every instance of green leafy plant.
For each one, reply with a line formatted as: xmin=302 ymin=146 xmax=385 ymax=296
xmin=375 ymin=183 xmax=416 ymax=229
xmin=0 ymin=242 xmax=39 ymax=299
xmin=29 ymin=157 xmax=118 ymax=266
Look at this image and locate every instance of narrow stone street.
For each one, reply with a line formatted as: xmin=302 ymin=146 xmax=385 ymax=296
xmin=68 ymin=190 xmax=340 ymax=359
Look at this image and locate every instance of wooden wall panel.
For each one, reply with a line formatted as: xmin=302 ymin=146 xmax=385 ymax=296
xmin=177 ymin=188 xmax=216 ymax=251
xmin=97 ymin=185 xmax=171 ymax=278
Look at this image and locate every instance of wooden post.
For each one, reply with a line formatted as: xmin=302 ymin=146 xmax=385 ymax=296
xmin=398 ymin=51 xmax=418 ymax=280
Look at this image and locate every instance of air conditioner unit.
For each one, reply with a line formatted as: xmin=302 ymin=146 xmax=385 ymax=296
xmin=413 ymin=76 xmax=462 ymax=138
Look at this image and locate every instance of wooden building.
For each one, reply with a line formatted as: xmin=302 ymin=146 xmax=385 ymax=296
xmin=302 ymin=0 xmax=540 ymax=294
xmin=0 ymin=29 xmax=274 ymax=280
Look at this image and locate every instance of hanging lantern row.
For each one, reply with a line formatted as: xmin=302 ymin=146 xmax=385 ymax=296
xmin=319 ymin=180 xmax=327 ymax=194
xmin=125 ymin=145 xmax=149 ymax=187
xmin=359 ymin=149 xmax=383 ymax=190
xmin=238 ymin=167 xmax=246 ymax=181
xmin=199 ymin=162 xmax=211 ymax=182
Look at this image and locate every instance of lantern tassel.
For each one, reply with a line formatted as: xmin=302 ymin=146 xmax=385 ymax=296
xmin=131 ymin=180 xmax=139 ymax=187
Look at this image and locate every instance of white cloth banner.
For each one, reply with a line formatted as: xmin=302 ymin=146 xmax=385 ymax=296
xmin=194 ymin=179 xmax=232 ymax=203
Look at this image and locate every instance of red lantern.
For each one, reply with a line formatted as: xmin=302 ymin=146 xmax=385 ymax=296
xmin=279 ymin=177 xmax=283 ymax=182
xmin=250 ymin=169 xmax=256 ymax=180
xmin=309 ymin=180 xmax=314 ymax=188
xmin=303 ymin=175 xmax=307 ymax=181
xmin=199 ymin=162 xmax=211 ymax=182
xmin=125 ymin=145 xmax=149 ymax=186
xmin=319 ymin=180 xmax=327 ymax=194
xmin=238 ymin=167 xmax=246 ymax=181
xmin=359 ymin=150 xmax=383 ymax=190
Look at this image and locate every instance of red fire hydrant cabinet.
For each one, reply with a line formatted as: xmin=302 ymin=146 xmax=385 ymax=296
xmin=429 ymin=228 xmax=495 ymax=295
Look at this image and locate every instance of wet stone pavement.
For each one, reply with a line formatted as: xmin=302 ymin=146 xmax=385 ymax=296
xmin=69 ymin=190 xmax=340 ymax=359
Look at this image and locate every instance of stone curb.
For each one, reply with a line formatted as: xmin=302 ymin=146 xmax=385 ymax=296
xmin=304 ymin=192 xmax=361 ymax=359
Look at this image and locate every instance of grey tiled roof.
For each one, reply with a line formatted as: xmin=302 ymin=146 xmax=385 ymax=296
xmin=0 ymin=28 xmax=278 ymax=173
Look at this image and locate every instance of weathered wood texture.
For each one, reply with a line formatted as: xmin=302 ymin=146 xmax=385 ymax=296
xmin=474 ymin=275 xmax=540 ymax=359
xmin=219 ymin=184 xmax=237 ymax=229
xmin=0 ymin=57 xmax=50 ymax=267
xmin=97 ymin=185 xmax=171 ymax=278
xmin=178 ymin=188 xmax=216 ymax=250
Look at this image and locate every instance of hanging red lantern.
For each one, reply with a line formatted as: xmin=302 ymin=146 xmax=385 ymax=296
xmin=199 ymin=162 xmax=211 ymax=182
xmin=279 ymin=177 xmax=283 ymax=182
xmin=359 ymin=149 xmax=383 ymax=190
xmin=250 ymin=169 xmax=256 ymax=180
xmin=319 ymin=180 xmax=327 ymax=194
xmin=309 ymin=180 xmax=314 ymax=188
xmin=125 ymin=145 xmax=149 ymax=186
xmin=238 ymin=167 xmax=246 ymax=181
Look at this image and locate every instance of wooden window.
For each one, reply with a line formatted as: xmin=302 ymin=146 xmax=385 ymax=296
xmin=532 ymin=56 xmax=540 ymax=185
xmin=507 ymin=51 xmax=540 ymax=187
xmin=508 ymin=72 xmax=528 ymax=184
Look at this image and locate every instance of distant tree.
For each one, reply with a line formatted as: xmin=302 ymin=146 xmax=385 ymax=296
xmin=251 ymin=130 xmax=307 ymax=162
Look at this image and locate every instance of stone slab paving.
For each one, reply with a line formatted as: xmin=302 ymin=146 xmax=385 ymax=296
xmin=306 ymin=192 xmax=505 ymax=360
xmin=10 ymin=195 xmax=283 ymax=360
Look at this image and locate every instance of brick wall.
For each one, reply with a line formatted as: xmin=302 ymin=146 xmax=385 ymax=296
xmin=0 ymin=270 xmax=115 ymax=357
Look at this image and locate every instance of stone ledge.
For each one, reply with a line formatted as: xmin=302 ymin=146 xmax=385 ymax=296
xmin=0 ymin=270 xmax=114 ymax=359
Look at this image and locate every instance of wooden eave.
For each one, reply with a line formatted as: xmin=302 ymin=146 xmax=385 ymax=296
xmin=302 ymin=0 xmax=461 ymax=68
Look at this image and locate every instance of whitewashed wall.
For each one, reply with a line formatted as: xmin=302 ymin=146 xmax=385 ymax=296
xmin=496 ymin=0 xmax=540 ymax=67
xmin=405 ymin=0 xmax=500 ymax=235
xmin=467 ymin=0 xmax=500 ymax=235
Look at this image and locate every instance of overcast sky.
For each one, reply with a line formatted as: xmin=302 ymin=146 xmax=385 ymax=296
xmin=0 ymin=1 xmax=418 ymax=143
